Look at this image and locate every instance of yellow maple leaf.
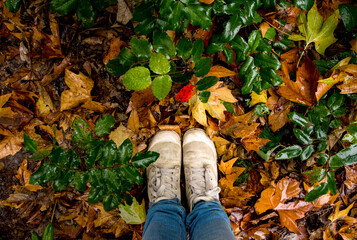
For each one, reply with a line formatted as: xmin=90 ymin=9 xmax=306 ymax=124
xmin=250 ymin=90 xmax=267 ymax=107
xmin=328 ymin=201 xmax=354 ymax=222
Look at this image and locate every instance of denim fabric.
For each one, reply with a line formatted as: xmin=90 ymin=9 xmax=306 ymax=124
xmin=143 ymin=199 xmax=235 ymax=240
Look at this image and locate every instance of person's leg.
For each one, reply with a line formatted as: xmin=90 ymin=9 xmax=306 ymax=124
xmin=143 ymin=198 xmax=187 ymax=240
xmin=182 ymin=128 xmax=235 ymax=240
xmin=142 ymin=131 xmax=186 ymax=240
xmin=186 ymin=200 xmax=235 ymax=240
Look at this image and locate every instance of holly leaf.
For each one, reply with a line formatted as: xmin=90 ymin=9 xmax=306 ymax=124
xmin=288 ymin=3 xmax=339 ymax=55
xmin=119 ymin=198 xmax=146 ymax=224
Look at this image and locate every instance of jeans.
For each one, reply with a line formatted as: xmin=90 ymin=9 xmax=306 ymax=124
xmin=142 ymin=198 xmax=236 ymax=240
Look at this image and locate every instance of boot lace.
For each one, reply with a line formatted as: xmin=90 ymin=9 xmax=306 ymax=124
xmin=186 ymin=167 xmax=221 ymax=209
xmin=149 ymin=167 xmax=180 ymax=201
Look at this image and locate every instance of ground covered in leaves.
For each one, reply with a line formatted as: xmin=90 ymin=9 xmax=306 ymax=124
xmin=1 ymin=0 xmax=357 ymax=239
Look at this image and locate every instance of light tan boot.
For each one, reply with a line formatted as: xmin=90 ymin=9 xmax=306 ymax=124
xmin=183 ymin=128 xmax=220 ymax=211
xmin=147 ymin=130 xmax=181 ymax=203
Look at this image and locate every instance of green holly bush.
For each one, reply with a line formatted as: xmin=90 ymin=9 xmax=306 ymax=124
xmin=24 ymin=115 xmax=159 ymax=211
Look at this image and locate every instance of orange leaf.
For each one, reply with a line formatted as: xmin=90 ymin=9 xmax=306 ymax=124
xmin=350 ymin=39 xmax=357 ymax=54
xmin=221 ymin=110 xmax=259 ymax=139
xmin=241 ymin=128 xmax=270 ymax=152
xmin=205 ymin=65 xmax=236 ymax=78
xmin=277 ymin=56 xmax=320 ymax=106
xmin=260 ymin=22 xmax=270 ymax=38
xmin=199 ymin=0 xmax=215 ymax=4
xmin=103 ymin=37 xmax=125 ymax=65
xmin=328 ymin=201 xmax=354 ymax=222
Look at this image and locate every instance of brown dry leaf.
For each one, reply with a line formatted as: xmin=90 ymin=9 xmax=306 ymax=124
xmin=351 ymin=39 xmax=357 ymax=54
xmin=16 ymin=160 xmax=42 ymax=192
xmin=199 ymin=0 xmax=215 ymax=4
xmin=130 ymin=86 xmax=156 ymax=109
xmin=220 ymin=185 xmax=254 ymax=208
xmin=339 ymin=221 xmax=357 ymax=240
xmin=277 ymin=56 xmax=320 ymax=106
xmin=41 ymin=55 xmax=71 ymax=85
xmin=280 ymin=48 xmax=299 ymax=75
xmin=344 ymin=165 xmax=357 ymax=190
xmin=109 ymin=124 xmax=134 ymax=148
xmin=221 ymin=110 xmax=259 ymax=139
xmin=250 ymin=90 xmax=267 ymax=107
xmin=36 ymin=86 xmax=55 ymax=117
xmin=116 ymin=0 xmax=133 ymax=25
xmin=267 ymin=92 xmax=292 ymax=132
xmin=205 ymin=65 xmax=236 ymax=78
xmin=103 ymin=37 xmax=125 ymax=65
xmin=328 ymin=201 xmax=354 ymax=222
xmin=259 ymin=161 xmax=279 ymax=187
xmin=0 ymin=93 xmax=15 ymax=118
xmin=255 ymin=177 xmax=313 ymax=234
xmin=158 ymin=125 xmax=181 ymax=136
xmin=0 ymin=193 xmax=29 ymax=208
xmin=128 ymin=108 xmax=140 ymax=133
xmin=60 ymin=69 xmax=94 ymax=111
xmin=286 ymin=6 xmax=302 ymax=23
xmin=212 ymin=136 xmax=231 ymax=156
xmin=241 ymin=128 xmax=270 ymax=152
xmin=0 ymin=127 xmax=23 ymax=159
xmin=260 ymin=22 xmax=270 ymax=38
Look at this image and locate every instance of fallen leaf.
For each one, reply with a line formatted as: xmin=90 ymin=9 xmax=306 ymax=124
xmin=344 ymin=165 xmax=357 ymax=190
xmin=277 ymin=56 xmax=320 ymax=106
xmin=303 ymin=182 xmax=338 ymax=208
xmin=221 ymin=110 xmax=259 ymax=139
xmin=0 ymin=127 xmax=23 ymax=159
xmin=0 ymin=92 xmax=15 ymax=118
xmin=250 ymin=90 xmax=267 ymax=107
xmin=116 ymin=0 xmax=133 ymax=25
xmin=199 ymin=0 xmax=215 ymax=4
xmin=351 ymin=39 xmax=357 ymax=54
xmin=128 ymin=108 xmax=140 ymax=133
xmin=260 ymin=22 xmax=270 ymax=38
xmin=109 ymin=123 xmax=134 ymax=148
xmin=119 ymin=198 xmax=146 ymax=224
xmin=255 ymin=177 xmax=313 ymax=234
xmin=60 ymin=69 xmax=98 ymax=111
xmin=205 ymin=65 xmax=236 ymax=78
xmin=259 ymin=161 xmax=279 ymax=187
xmin=241 ymin=128 xmax=270 ymax=152
xmin=36 ymin=86 xmax=55 ymax=117
xmin=328 ymin=201 xmax=354 ymax=222
xmin=103 ymin=37 xmax=125 ymax=65
xmin=16 ymin=160 xmax=42 ymax=192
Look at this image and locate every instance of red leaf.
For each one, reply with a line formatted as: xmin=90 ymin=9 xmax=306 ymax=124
xmin=176 ymin=84 xmax=195 ymax=102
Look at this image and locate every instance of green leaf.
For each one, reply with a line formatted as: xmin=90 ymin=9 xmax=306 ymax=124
xmin=327 ymin=171 xmax=337 ymax=195
xmin=95 ymin=115 xmax=115 ymax=137
xmin=71 ymin=118 xmax=92 ymax=147
xmin=222 ymin=15 xmax=242 ymax=42
xmin=301 ymin=145 xmax=314 ymax=161
xmin=332 ymin=108 xmax=347 ymax=118
xmin=212 ymin=1 xmax=240 ymax=15
xmin=29 ymin=163 xmax=59 ymax=185
xmin=28 ymin=151 xmax=51 ymax=161
xmin=102 ymin=168 xmax=123 ymax=193
xmin=264 ymin=28 xmax=276 ymax=40
xmin=223 ymin=47 xmax=233 ymax=64
xmin=198 ymin=91 xmax=211 ymax=103
xmin=119 ymin=198 xmax=146 ymax=224
xmin=5 ymin=0 xmax=22 ymax=13
xmin=153 ymin=31 xmax=176 ymax=59
xmin=230 ymin=35 xmax=249 ymax=63
xmin=162 ymin=1 xmax=185 ymax=30
xmin=275 ymin=145 xmax=302 ymax=160
xmin=123 ymin=67 xmax=152 ymax=91
xmin=240 ymin=56 xmax=259 ymax=94
xmin=118 ymin=48 xmax=137 ymax=66
xmin=192 ymin=39 xmax=204 ymax=63
xmin=88 ymin=187 xmax=106 ymax=204
xmin=295 ymin=4 xmax=339 ymax=55
xmin=49 ymin=146 xmax=69 ymax=166
xmin=254 ymin=52 xmax=281 ymax=70
xmin=185 ymin=4 xmax=212 ymax=31
xmin=43 ymin=222 xmax=54 ymax=240
xmin=248 ymin=30 xmax=261 ymax=53
xmin=293 ymin=128 xmax=313 ymax=145
xmin=118 ymin=165 xmax=142 ymax=185
xmin=50 ymin=0 xmax=77 ymax=15
xmin=130 ymin=37 xmax=152 ymax=60
xmin=117 ymin=138 xmax=133 ymax=164
xmin=152 ymin=75 xmax=172 ymax=100
xmin=106 ymin=59 xmax=126 ymax=76
xmin=327 ymin=92 xmax=345 ymax=112
xmin=103 ymin=194 xmax=120 ymax=211
xmin=287 ymin=34 xmax=306 ymax=41
xmin=149 ymin=53 xmax=171 ymax=75
xmin=262 ymin=0 xmax=276 ymax=9
xmin=91 ymin=0 xmax=116 ymax=11
xmin=339 ymin=4 xmax=357 ymax=31
xmin=132 ymin=1 xmax=154 ymax=22
xmin=303 ymin=168 xmax=326 ymax=183
xmin=99 ymin=140 xmax=117 ymax=167
xmin=330 ymin=119 xmax=342 ymax=129
xmin=305 ymin=183 xmax=328 ymax=202
xmin=135 ymin=17 xmax=156 ymax=36
xmin=196 ymin=76 xmax=218 ymax=91
xmin=293 ymin=0 xmax=313 ymax=10
xmin=195 ymin=58 xmax=211 ymax=77
xmin=88 ymin=168 xmax=104 ymax=187
xmin=223 ymin=101 xmax=236 ymax=115
xmin=257 ymin=145 xmax=280 ymax=161
xmin=287 ymin=112 xmax=309 ymax=127
xmin=317 ymin=153 xmax=329 ymax=165
xmin=176 ymin=38 xmax=192 ymax=60
xmin=315 ymin=125 xmax=327 ymax=140
xmin=132 ymin=151 xmax=159 ymax=169
xmin=329 ymin=143 xmax=357 ymax=169
xmin=76 ymin=0 xmax=98 ymax=28
xmin=53 ymin=169 xmax=75 ymax=191
xmin=23 ymin=134 xmax=38 ymax=153
xmin=317 ymin=141 xmax=327 ymax=152
xmin=72 ymin=171 xmax=88 ymax=192
xmin=85 ymin=139 xmax=105 ymax=167
xmin=304 ymin=125 xmax=314 ymax=135
xmin=31 ymin=231 xmax=40 ymax=240
xmin=206 ymin=39 xmax=225 ymax=54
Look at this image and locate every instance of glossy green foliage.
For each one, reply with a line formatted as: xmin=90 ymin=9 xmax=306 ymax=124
xmin=26 ymin=116 xmax=159 ymax=211
xmin=31 ymin=222 xmax=54 ymax=240
xmin=4 ymin=0 xmax=22 ymax=12
xmin=50 ymin=0 xmax=116 ymax=28
xmin=339 ymin=4 xmax=357 ymax=31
